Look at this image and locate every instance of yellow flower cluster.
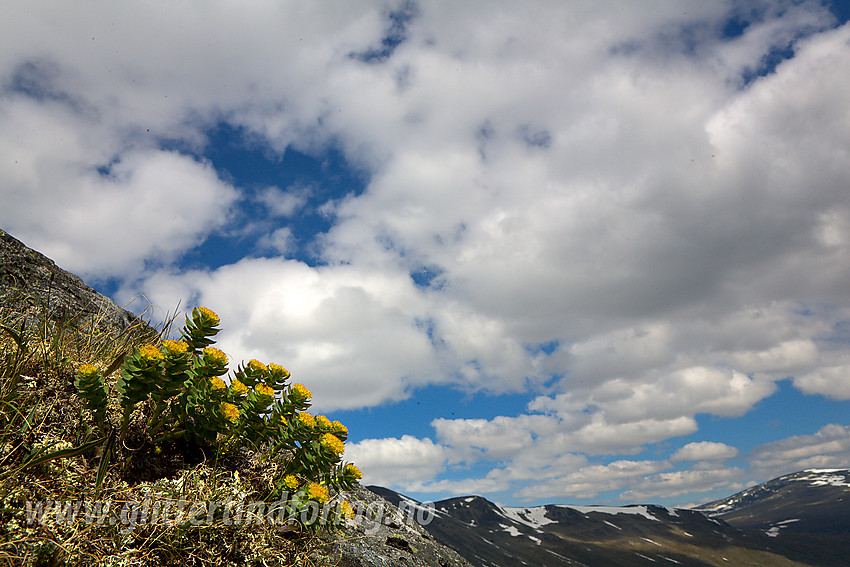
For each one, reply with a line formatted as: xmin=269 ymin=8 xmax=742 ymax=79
xmin=248 ymin=359 xmax=268 ymax=373
xmin=255 ymin=383 xmax=274 ymax=398
xmin=203 ymin=347 xmax=228 ymax=366
xmin=306 ymin=482 xmax=329 ymax=504
xmin=269 ymin=363 xmax=290 ymax=379
xmin=320 ymin=433 xmax=345 ymax=455
xmin=282 ymin=475 xmax=300 ymax=492
xmin=290 ymin=383 xmax=312 ymax=402
xmin=315 ymin=415 xmax=332 ymax=429
xmin=339 ymin=500 xmax=355 ymax=519
xmin=331 ymin=421 xmax=348 ymax=436
xmin=77 ymin=364 xmax=100 ymax=378
xmin=139 ymin=344 xmax=164 ymax=363
xmin=230 ymin=380 xmax=248 ymax=395
xmin=197 ymin=306 xmax=220 ymax=326
xmin=344 ymin=464 xmax=362 ymax=480
xmin=296 ymin=412 xmax=316 ymax=428
xmin=210 ymin=377 xmax=227 ymax=390
xmin=221 ymin=403 xmax=239 ymax=423
xmin=161 ymin=340 xmax=188 ymax=356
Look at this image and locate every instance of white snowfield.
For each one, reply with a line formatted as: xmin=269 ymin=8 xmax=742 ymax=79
xmin=795 ymin=469 xmax=850 ymax=488
xmin=563 ymin=505 xmax=661 ymax=522
xmin=497 ymin=503 xmax=669 ymax=529
xmin=499 ymin=506 xmax=557 ymax=528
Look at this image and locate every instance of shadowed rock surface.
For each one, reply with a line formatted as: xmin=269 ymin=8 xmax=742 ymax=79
xmin=325 ymin=485 xmax=472 ymax=567
xmin=0 ymin=228 xmax=143 ymax=334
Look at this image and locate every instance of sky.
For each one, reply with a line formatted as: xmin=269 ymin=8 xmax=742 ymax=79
xmin=2 ymin=0 xmax=850 ymax=508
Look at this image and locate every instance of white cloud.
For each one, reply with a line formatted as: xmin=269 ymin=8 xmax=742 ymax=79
xmin=749 ymin=424 xmax=850 ymax=472
xmin=256 ymin=186 xmax=311 ymax=218
xmin=568 ymin=416 xmax=698 ymax=456
xmin=730 ymin=340 xmax=819 ymax=374
xmin=432 ymin=414 xmax=559 ymax=462
xmin=256 ymin=227 xmax=296 ymax=255
xmin=0 ymin=105 xmax=238 ymax=277
xmin=621 ymin=467 xmax=745 ymax=502
xmin=794 ymin=365 xmax=850 ymax=400
xmin=515 ymin=460 xmax=671 ymax=501
xmin=346 ymin=435 xmax=448 ymax=488
xmin=4 ymin=0 xmax=850 ymax=504
xmin=671 ymin=442 xmax=739 ymax=463
xmin=119 ymin=257 xmax=442 ymax=410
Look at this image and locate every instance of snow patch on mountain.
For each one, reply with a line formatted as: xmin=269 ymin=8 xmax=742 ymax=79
xmin=564 ymin=505 xmax=660 ymax=521
xmin=499 ymin=506 xmax=556 ymax=528
xmin=796 ymin=469 xmax=850 ymax=487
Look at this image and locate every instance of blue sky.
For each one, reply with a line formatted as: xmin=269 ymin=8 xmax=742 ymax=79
xmin=3 ymin=1 xmax=850 ymax=508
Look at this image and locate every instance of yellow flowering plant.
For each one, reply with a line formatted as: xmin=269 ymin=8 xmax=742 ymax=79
xmin=116 ymin=344 xmax=165 ymax=440
xmin=180 ymin=306 xmax=220 ymax=352
xmin=71 ymin=306 xmax=362 ymax=535
xmin=147 ymin=339 xmax=191 ymax=435
xmin=73 ymin=364 xmax=107 ymax=431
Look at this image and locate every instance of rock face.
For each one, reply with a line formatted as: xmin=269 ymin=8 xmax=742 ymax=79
xmin=325 ymin=486 xmax=472 ymax=567
xmin=0 ymin=228 xmax=141 ymax=334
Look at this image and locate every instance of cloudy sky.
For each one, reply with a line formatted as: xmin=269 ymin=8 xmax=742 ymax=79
xmin=3 ymin=0 xmax=850 ymax=507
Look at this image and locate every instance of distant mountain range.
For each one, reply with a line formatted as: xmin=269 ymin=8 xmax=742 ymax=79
xmin=369 ymin=468 xmax=850 ymax=567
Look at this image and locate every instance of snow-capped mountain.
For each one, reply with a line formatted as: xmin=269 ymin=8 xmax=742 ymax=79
xmin=698 ymin=468 xmax=850 ymax=532
xmin=697 ymin=468 xmax=850 ymax=565
xmin=369 ymin=468 xmax=850 ymax=567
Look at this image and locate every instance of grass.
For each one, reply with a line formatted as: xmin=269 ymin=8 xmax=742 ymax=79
xmin=0 ymin=290 xmax=340 ymax=566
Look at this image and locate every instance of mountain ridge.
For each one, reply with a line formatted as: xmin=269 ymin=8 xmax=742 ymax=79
xmin=370 ymin=467 xmax=850 ymax=567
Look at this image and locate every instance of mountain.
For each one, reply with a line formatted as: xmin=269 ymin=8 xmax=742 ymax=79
xmin=697 ymin=469 xmax=850 ymax=565
xmin=369 ymin=469 xmax=850 ymax=567
xmin=698 ymin=468 xmax=850 ymax=534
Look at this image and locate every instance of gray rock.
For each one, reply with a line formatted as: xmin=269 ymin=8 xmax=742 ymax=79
xmin=0 ymin=228 xmax=143 ymax=335
xmin=321 ymin=486 xmax=472 ymax=567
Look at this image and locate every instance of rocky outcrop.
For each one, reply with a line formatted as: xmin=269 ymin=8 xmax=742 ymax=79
xmin=324 ymin=486 xmax=471 ymax=567
xmin=0 ymin=228 xmax=142 ymax=334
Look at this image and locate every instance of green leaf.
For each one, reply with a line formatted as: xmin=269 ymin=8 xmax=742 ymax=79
xmin=0 ymin=322 xmax=23 ymax=347
xmin=103 ymin=352 xmax=126 ymax=377
xmin=95 ymin=430 xmax=116 ymax=490
xmin=21 ymin=437 xmax=105 ymax=470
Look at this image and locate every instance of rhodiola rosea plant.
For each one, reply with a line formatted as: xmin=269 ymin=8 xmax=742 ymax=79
xmin=71 ymin=306 xmax=361 ymax=530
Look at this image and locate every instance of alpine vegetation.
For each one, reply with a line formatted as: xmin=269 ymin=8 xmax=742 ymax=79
xmin=77 ymin=307 xmax=362 ymax=525
xmin=0 ymin=300 xmax=363 ymax=565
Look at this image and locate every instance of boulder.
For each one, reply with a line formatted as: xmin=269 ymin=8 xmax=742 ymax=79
xmin=0 ymin=228 xmax=142 ymax=334
xmin=324 ymin=485 xmax=471 ymax=567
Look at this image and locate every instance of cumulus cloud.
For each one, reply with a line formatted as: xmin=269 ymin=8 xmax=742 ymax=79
xmin=515 ymin=460 xmax=671 ymax=501
xmin=621 ymin=467 xmax=746 ymax=502
xmin=671 ymin=442 xmax=740 ymax=463
xmin=794 ymin=365 xmax=850 ymax=400
xmin=255 ymin=186 xmax=311 ymax=219
xmin=119 ymin=258 xmax=442 ymax=410
xmin=4 ymin=0 xmax=850 ymax=504
xmin=0 ymin=1 xmax=383 ymax=278
xmin=749 ymin=424 xmax=850 ymax=471
xmin=0 ymin=96 xmax=238 ymax=277
xmin=346 ymin=435 xmax=448 ymax=488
